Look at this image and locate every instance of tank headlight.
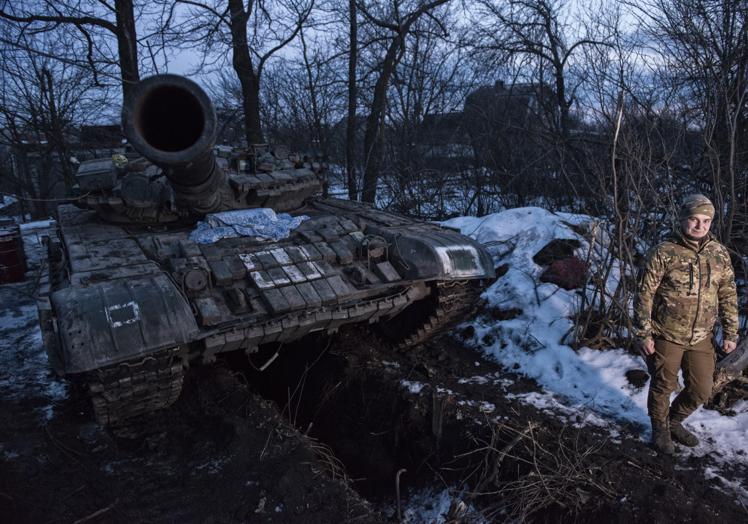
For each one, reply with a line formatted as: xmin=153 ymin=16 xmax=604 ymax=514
xmin=434 ymin=246 xmax=484 ymax=277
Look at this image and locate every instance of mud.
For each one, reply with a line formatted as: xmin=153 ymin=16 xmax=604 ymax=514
xmin=0 ymin=357 xmax=377 ymax=522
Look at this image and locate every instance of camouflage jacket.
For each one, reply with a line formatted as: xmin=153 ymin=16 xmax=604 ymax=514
xmin=633 ymin=233 xmax=739 ymax=346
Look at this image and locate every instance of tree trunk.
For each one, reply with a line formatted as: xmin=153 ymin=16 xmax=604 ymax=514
xmin=299 ymin=29 xmax=328 ymax=195
xmin=114 ymin=0 xmax=140 ymax=101
xmin=361 ymin=38 xmax=402 ymax=204
xmin=345 ymin=0 xmax=358 ymax=200
xmin=41 ymin=68 xmax=74 ymax=192
xmin=228 ymin=0 xmax=264 ymax=145
xmin=359 ymin=0 xmax=450 ymax=204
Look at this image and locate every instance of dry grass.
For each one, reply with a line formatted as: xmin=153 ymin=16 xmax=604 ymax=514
xmin=451 ymin=421 xmax=615 ymax=522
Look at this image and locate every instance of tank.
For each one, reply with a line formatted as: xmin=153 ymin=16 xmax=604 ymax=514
xmin=36 ymin=74 xmax=495 ymax=426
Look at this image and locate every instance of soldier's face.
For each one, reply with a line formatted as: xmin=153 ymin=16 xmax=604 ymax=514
xmin=681 ymin=213 xmax=712 ymax=239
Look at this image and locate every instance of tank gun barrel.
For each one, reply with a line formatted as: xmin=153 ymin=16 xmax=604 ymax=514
xmin=121 ymin=74 xmax=224 ymax=213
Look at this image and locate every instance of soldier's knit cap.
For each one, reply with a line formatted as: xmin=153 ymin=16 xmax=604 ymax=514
xmin=679 ymin=194 xmax=715 ymax=219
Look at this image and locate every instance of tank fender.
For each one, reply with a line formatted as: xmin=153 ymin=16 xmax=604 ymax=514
xmin=50 ymin=274 xmax=199 ymax=374
xmin=370 ymin=227 xmax=495 ymax=281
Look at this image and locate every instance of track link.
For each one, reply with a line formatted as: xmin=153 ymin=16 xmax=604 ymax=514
xmin=87 ymin=347 xmax=184 ymax=426
xmin=382 ymin=280 xmax=485 ymax=350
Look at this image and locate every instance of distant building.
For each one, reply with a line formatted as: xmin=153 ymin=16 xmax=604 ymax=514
xmin=419 ymin=80 xmax=558 ymax=172
xmin=419 ymin=112 xmax=473 ymax=170
xmin=78 ymin=125 xmax=122 ymax=150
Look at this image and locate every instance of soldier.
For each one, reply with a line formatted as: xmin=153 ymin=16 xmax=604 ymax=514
xmin=633 ymin=194 xmax=739 ymax=455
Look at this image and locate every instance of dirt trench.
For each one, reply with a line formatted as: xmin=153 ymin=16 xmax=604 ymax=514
xmin=237 ymin=332 xmax=440 ymax=502
xmin=230 ymin=328 xmax=748 ymax=523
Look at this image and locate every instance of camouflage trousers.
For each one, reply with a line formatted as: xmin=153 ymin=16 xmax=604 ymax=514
xmin=647 ymin=337 xmax=715 ymax=425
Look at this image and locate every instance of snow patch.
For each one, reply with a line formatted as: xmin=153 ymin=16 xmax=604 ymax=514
xmin=397 ymin=487 xmax=486 ymax=524
xmin=401 ymin=380 xmax=426 ymax=394
xmin=704 ymin=466 xmax=748 ymax=504
xmin=0 ymin=220 xmax=68 ymax=424
xmin=446 ymin=206 xmax=748 ymax=496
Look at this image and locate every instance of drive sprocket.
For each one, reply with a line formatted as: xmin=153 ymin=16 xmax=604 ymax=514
xmin=378 ymin=280 xmax=484 ymax=349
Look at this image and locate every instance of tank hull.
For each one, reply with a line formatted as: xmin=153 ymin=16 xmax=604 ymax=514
xmin=39 ymin=196 xmax=494 ymax=424
xmin=36 ymin=74 xmax=495 ymax=426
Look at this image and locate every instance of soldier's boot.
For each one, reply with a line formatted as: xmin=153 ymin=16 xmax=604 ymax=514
xmin=669 ymin=420 xmax=699 ymax=447
xmin=651 ymin=423 xmax=675 ymax=455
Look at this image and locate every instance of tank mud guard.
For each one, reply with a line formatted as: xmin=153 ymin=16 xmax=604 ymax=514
xmin=50 ymin=273 xmax=199 ymax=374
xmin=371 ymin=227 xmax=495 ymax=282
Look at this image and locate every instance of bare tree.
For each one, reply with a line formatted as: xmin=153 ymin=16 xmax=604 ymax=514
xmin=259 ymin=43 xmax=344 ymax=159
xmin=383 ymin=14 xmax=478 ymax=217
xmin=346 ymin=0 xmax=358 ymax=200
xmin=0 ymin=0 xmax=140 ymax=100
xmin=157 ymin=0 xmax=315 ymax=146
xmin=0 ymin=32 xmax=107 ymax=215
xmin=467 ymin=0 xmax=614 ymax=210
xmin=357 ymin=0 xmax=452 ymax=204
xmin=632 ymin=0 xmax=748 ymax=247
xmin=473 ymin=0 xmax=611 ymax=141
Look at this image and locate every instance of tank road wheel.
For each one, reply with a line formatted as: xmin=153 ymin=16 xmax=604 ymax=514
xmin=378 ymin=280 xmax=484 ymax=350
xmin=87 ymin=347 xmax=184 ymax=426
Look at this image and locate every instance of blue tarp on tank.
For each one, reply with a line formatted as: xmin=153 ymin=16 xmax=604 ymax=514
xmin=189 ymin=208 xmax=308 ymax=244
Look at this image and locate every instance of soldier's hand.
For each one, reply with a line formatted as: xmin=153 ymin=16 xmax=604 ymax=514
xmin=723 ymin=340 xmax=737 ymax=354
xmin=639 ymin=338 xmax=655 ymax=357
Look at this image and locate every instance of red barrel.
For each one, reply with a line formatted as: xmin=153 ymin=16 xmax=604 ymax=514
xmin=0 ymin=223 xmax=27 ymax=284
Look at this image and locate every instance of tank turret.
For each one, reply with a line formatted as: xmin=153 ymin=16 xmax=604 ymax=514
xmin=121 ymin=74 xmax=226 ymax=214
xmin=76 ymin=74 xmax=322 ymax=224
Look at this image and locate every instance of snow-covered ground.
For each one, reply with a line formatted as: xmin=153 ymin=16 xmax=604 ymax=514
xmin=0 ymin=219 xmax=67 ymax=425
xmin=445 ymin=207 xmax=748 ymax=504
xmin=392 ymin=487 xmax=486 ymax=524
xmin=0 ymin=300 xmax=67 ymax=423
xmin=324 ymin=166 xmax=501 ymax=218
xmin=0 ymin=194 xmax=18 ymax=211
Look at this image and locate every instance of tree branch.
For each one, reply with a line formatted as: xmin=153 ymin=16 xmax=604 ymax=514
xmin=0 ymin=9 xmax=117 ymax=33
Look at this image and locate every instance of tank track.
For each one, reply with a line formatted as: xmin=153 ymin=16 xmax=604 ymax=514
xmin=385 ymin=280 xmax=484 ymax=350
xmin=87 ymin=347 xmax=184 ymax=426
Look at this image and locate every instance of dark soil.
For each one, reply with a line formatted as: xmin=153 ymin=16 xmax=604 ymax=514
xmin=1 ymin=279 xmax=747 ymax=523
xmin=0 ymin=358 xmax=377 ymax=523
